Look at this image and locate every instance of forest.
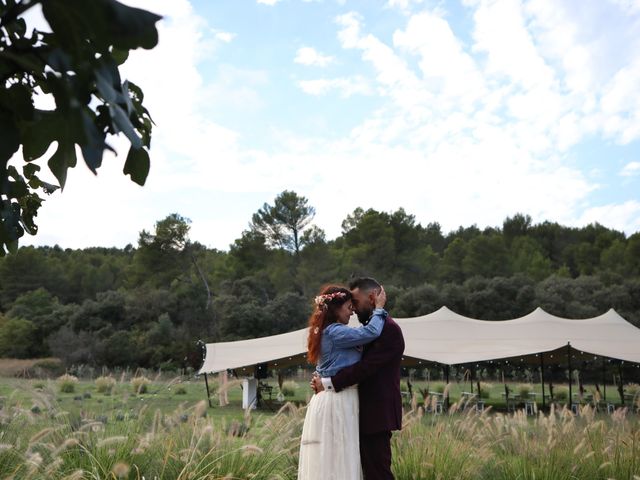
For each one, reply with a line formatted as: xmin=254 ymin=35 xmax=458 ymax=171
xmin=1 ymin=191 xmax=639 ymax=369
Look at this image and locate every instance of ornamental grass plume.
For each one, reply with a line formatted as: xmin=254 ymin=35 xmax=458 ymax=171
xmin=3 ymin=379 xmax=640 ymax=479
xmin=56 ymin=374 xmax=78 ymax=393
xmin=95 ymin=375 xmax=116 ymax=394
xmin=131 ymin=376 xmax=151 ymax=394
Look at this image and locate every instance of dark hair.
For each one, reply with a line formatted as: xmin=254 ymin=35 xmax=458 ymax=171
xmin=348 ymin=277 xmax=381 ymax=292
xmin=307 ymin=285 xmax=352 ymax=364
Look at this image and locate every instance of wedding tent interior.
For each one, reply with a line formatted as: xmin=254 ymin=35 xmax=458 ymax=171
xmin=198 ymin=307 xmax=640 ymax=409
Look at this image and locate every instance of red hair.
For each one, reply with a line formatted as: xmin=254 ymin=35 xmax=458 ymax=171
xmin=307 ymin=285 xmax=352 ymax=364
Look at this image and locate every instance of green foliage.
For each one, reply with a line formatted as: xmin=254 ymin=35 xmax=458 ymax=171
xmin=250 ymin=190 xmax=316 ymax=254
xmin=553 ymin=386 xmax=569 ymax=401
xmin=280 ymin=380 xmax=298 ymax=397
xmin=95 ymin=375 xmax=116 ymax=394
xmin=478 ymin=382 xmax=492 ymax=399
xmin=0 ymin=0 xmax=159 ymax=255
xmin=516 ymin=383 xmax=533 ymax=398
xmin=131 ymin=375 xmax=150 ymax=394
xmin=57 ymin=373 xmax=78 ymax=393
xmin=31 ymin=357 xmax=64 ymax=377
xmin=0 ymin=316 xmax=36 ymax=357
xmin=0 ymin=202 xmax=640 ymax=368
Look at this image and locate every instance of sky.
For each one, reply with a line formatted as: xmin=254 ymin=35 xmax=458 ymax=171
xmin=17 ymin=0 xmax=640 ymax=250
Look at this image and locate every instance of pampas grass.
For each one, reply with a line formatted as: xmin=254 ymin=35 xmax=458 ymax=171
xmin=1 ymin=381 xmax=639 ymax=479
xmin=56 ymin=374 xmax=78 ymax=393
xmin=131 ymin=376 xmax=151 ymax=395
xmin=95 ymin=376 xmax=116 ymax=394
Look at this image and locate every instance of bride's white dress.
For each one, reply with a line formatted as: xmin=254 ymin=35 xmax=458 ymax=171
xmin=297 ymin=385 xmax=362 ymax=480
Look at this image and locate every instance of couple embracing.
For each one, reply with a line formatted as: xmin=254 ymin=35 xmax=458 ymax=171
xmin=298 ymin=277 xmax=405 ymax=480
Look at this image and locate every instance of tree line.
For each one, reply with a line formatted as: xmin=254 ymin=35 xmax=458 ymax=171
xmin=1 ymin=191 xmax=639 ymax=368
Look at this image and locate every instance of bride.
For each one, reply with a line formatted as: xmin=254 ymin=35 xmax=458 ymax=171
xmin=298 ymin=284 xmax=387 ymax=480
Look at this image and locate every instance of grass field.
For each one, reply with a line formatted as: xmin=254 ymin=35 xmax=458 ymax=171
xmin=1 ymin=375 xmax=640 ymax=479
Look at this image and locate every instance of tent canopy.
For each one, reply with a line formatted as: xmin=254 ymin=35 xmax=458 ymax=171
xmin=198 ymin=307 xmax=640 ymax=375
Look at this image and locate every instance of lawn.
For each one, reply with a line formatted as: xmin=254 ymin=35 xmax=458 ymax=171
xmin=1 ymin=375 xmax=639 ymax=479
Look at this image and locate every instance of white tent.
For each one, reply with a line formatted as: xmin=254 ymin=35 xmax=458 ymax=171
xmin=198 ymin=307 xmax=640 ymax=375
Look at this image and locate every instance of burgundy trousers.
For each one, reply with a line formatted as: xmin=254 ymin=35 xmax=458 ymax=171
xmin=360 ymin=431 xmax=394 ymax=479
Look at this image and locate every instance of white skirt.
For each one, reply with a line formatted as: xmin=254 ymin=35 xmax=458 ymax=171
xmin=297 ymin=386 xmax=362 ymax=480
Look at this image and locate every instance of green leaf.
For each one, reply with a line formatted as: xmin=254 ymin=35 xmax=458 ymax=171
xmin=42 ymin=0 xmax=161 ymax=53
xmin=111 ymin=48 xmax=129 ymax=65
xmin=79 ymin=110 xmax=106 ymax=173
xmin=47 ymin=139 xmax=77 ymax=189
xmin=108 ymin=0 xmax=162 ymax=50
xmin=0 ymin=51 xmax=45 ymax=76
xmin=109 ymin=104 xmax=142 ymax=149
xmin=0 ymin=84 xmax=34 ymax=121
xmin=6 ymin=239 xmax=19 ymax=255
xmin=0 ymin=112 xmax=20 ymax=162
xmin=22 ymin=111 xmax=59 ymax=161
xmin=123 ymin=146 xmax=149 ymax=186
xmin=40 ymin=181 xmax=60 ymax=195
xmin=94 ymin=58 xmax=122 ymax=104
xmin=23 ymin=163 xmax=41 ymax=179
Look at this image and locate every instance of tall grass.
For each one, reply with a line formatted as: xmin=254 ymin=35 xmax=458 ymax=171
xmin=1 ymin=385 xmax=639 ymax=479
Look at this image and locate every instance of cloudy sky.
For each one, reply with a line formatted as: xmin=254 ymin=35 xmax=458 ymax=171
xmin=20 ymin=0 xmax=640 ymax=250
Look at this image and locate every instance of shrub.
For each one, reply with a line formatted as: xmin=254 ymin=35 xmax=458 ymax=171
xmin=131 ymin=376 xmax=151 ymax=394
xmin=478 ymin=382 xmax=492 ymax=399
xmin=174 ymin=386 xmax=187 ymax=395
xmin=626 ymin=383 xmax=640 ymax=397
xmin=431 ymin=382 xmax=446 ymax=394
xmin=32 ymin=358 xmax=65 ymax=377
xmin=57 ymin=374 xmax=78 ymax=393
xmin=280 ymin=380 xmax=297 ymax=397
xmin=517 ymin=383 xmax=533 ymax=398
xmin=554 ymin=386 xmax=569 ymax=401
xmin=95 ymin=376 xmax=116 ymax=394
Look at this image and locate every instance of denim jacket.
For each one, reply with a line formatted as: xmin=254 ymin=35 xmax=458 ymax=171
xmin=315 ymin=308 xmax=387 ymax=378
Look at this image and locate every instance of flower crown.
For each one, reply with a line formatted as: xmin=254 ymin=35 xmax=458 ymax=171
xmin=314 ymin=291 xmax=347 ymax=310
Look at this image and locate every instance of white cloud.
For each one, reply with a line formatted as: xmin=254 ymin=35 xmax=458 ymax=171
xmin=471 ymin=0 xmax=556 ymax=90
xmin=620 ymin=161 xmax=640 ymax=176
xmin=387 ymin=0 xmax=425 ymax=11
xmin=257 ymin=0 xmax=281 ymax=5
xmin=294 ymin=46 xmax=334 ymax=67
xmin=393 ymin=11 xmax=486 ymax=109
xmin=17 ymin=0 xmax=640 ymax=250
xmin=21 ymin=0 xmax=259 ymax=249
xmin=298 ymin=76 xmax=373 ymax=97
xmin=600 ymin=59 xmax=640 ymax=144
xmin=607 ymin=0 xmax=640 ymax=15
xmin=577 ymin=201 xmax=640 ymax=234
xmin=214 ymin=30 xmax=236 ymax=43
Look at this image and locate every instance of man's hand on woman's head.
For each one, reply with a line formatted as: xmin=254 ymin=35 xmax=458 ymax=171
xmin=374 ymin=286 xmax=386 ymax=309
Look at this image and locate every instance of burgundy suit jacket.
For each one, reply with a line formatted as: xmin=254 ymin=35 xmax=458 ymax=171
xmin=331 ymin=316 xmax=405 ymax=435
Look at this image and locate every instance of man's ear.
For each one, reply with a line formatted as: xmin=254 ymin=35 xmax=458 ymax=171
xmin=368 ymin=290 xmax=376 ymax=304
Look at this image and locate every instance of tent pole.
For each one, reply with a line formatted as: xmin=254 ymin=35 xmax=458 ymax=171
xmin=602 ymin=358 xmax=607 ymax=402
xmin=445 ymin=365 xmax=450 ymax=411
xmin=540 ymin=354 xmax=546 ymax=411
xmin=618 ymin=362 xmax=625 ymax=406
xmin=470 ymin=366 xmax=474 ymax=394
xmin=204 ymin=373 xmax=212 ymax=408
xmin=502 ymin=367 xmax=509 ymax=411
xmin=567 ymin=342 xmax=572 ymax=410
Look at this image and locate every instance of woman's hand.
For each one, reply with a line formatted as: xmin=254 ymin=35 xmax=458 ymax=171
xmin=375 ymin=286 xmax=386 ymax=309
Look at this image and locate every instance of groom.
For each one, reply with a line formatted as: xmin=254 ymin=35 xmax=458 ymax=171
xmin=312 ymin=277 xmax=405 ymax=480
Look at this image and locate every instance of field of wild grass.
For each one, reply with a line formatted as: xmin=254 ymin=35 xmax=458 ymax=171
xmin=1 ymin=376 xmax=640 ymax=479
